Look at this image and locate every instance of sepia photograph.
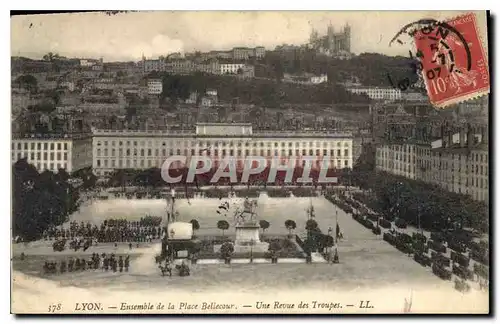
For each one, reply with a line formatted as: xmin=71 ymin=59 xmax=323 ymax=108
xmin=10 ymin=10 xmax=490 ymax=314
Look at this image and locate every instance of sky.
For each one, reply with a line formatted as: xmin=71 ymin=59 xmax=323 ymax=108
xmin=10 ymin=11 xmax=487 ymax=62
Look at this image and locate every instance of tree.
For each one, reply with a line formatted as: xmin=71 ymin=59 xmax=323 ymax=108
xmin=259 ymin=220 xmax=270 ymax=233
xmin=125 ymin=105 xmax=137 ymax=121
xmin=85 ymin=172 xmax=97 ymax=189
xmin=268 ymin=240 xmax=282 ymax=259
xmin=15 ymin=74 xmax=38 ymax=93
xmin=28 ymin=100 xmax=56 ymax=113
xmin=219 ymin=242 xmax=234 ymax=259
xmin=190 ymin=219 xmax=200 ymax=233
xmin=56 ymin=168 xmax=70 ymax=183
xmin=284 ymin=219 xmax=296 ymax=236
xmin=324 ymin=235 xmax=335 ymax=248
xmin=305 ymin=219 xmax=318 ymax=232
xmin=217 ymin=220 xmax=230 ymax=237
xmin=43 ymin=52 xmax=56 ymax=61
xmin=108 ymin=169 xmax=134 ymax=191
xmin=12 ymin=159 xmax=79 ymax=241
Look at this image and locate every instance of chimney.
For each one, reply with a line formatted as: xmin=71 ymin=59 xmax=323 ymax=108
xmin=467 ymin=124 xmax=474 ymax=149
xmin=46 ymin=118 xmax=52 ymax=132
xmin=482 ymin=125 xmax=488 ymax=144
xmin=459 ymin=127 xmax=467 ymax=147
xmin=442 ymin=130 xmax=448 ymax=148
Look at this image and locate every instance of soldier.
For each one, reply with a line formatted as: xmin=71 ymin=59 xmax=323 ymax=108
xmin=94 ymin=253 xmax=100 ymax=270
xmin=327 ymin=247 xmax=334 ymax=265
xmin=103 ymin=256 xmax=109 ymax=271
xmin=75 ymin=258 xmax=81 ymax=271
xmin=46 ymin=261 xmax=55 ymax=274
xmin=60 ymin=260 xmax=67 ymax=273
xmin=306 ymin=252 xmax=312 ymax=264
xmin=111 ymin=254 xmax=117 ymax=272
xmin=118 ymin=256 xmax=124 ymax=272
xmin=124 ymin=255 xmax=130 ymax=272
xmin=81 ymin=258 xmax=87 ymax=271
xmin=68 ymin=257 xmax=74 ymax=272
xmin=129 ymin=242 xmax=132 ymax=250
xmin=101 ymin=253 xmax=106 ymax=270
xmin=333 ymin=248 xmax=340 ymax=264
xmin=83 ymin=239 xmax=91 ymax=252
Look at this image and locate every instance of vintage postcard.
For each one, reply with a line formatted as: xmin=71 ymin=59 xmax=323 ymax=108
xmin=11 ymin=10 xmax=490 ymax=314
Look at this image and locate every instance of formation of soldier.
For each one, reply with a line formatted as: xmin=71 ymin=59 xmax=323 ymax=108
xmin=44 ymin=218 xmax=165 ymax=245
xmin=42 ymin=253 xmax=131 ymax=275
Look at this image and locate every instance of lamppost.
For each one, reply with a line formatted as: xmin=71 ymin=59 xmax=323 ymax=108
xmin=170 ymin=188 xmax=176 ymax=223
xmin=335 ymin=209 xmax=339 ymax=243
xmin=417 ymin=204 xmax=423 ymax=236
xmin=250 ymin=238 xmax=255 ymax=263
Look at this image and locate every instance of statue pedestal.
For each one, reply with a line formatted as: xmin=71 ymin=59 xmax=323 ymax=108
xmin=235 ymin=222 xmax=260 ymax=244
xmin=233 ymin=221 xmax=269 ymax=254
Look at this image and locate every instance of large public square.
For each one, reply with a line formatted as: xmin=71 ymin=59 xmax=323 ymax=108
xmin=11 ymin=192 xmax=489 ymax=313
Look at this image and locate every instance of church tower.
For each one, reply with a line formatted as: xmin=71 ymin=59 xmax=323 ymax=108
xmin=343 ymin=23 xmax=351 ymax=53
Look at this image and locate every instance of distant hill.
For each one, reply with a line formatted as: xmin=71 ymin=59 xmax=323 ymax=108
xmin=262 ymin=50 xmax=418 ymax=88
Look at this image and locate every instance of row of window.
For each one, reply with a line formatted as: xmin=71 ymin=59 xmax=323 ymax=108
xmin=473 ymin=190 xmax=488 ymax=202
xmin=12 ymin=152 xmax=68 ymax=162
xmin=95 ymin=148 xmax=351 ymax=158
xmin=379 ymin=159 xmax=489 ymax=177
xmin=34 ymin=162 xmax=67 ymax=172
xmin=96 ymin=140 xmax=351 ymax=148
xmin=379 ymin=148 xmax=487 ymax=163
xmin=380 ymin=166 xmax=489 ymax=189
xmin=12 ymin=142 xmax=69 ymax=151
xmin=379 ymin=152 xmax=488 ymax=165
xmin=95 ymin=158 xmax=350 ymax=169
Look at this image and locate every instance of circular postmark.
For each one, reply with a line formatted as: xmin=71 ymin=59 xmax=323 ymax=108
xmin=387 ymin=17 xmax=473 ymax=100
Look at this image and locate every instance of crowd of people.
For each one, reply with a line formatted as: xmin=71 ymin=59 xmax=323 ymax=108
xmin=43 ymin=253 xmax=131 ymax=275
xmin=44 ymin=216 xmax=165 ymax=249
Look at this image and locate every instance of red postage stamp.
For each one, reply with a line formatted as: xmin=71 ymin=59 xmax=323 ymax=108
xmin=414 ymin=12 xmax=490 ymax=108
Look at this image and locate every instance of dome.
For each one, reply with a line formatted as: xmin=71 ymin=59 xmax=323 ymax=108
xmin=167 ymin=222 xmax=193 ymax=241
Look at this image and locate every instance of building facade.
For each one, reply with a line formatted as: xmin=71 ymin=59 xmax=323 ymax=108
xmin=92 ymin=123 xmax=353 ymax=177
xmin=310 ymin=24 xmax=351 ymax=57
xmin=218 ymin=63 xmax=245 ymax=75
xmin=347 ymin=86 xmax=402 ymax=101
xmin=231 ymin=47 xmax=266 ymax=60
xmin=11 ymin=133 xmax=93 ymax=174
xmin=142 ymin=59 xmax=166 ymax=73
xmin=375 ymin=125 xmax=489 ymax=202
xmin=254 ymin=46 xmax=266 ymax=59
xmin=147 ymin=79 xmax=163 ymax=95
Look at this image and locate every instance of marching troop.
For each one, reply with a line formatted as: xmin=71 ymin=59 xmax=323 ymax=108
xmin=46 ymin=217 xmax=165 ymax=253
xmin=42 ymin=253 xmax=131 ymax=275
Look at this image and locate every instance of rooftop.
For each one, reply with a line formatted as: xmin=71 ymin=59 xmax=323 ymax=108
xmin=92 ymin=128 xmax=353 ymax=139
xmin=12 ymin=132 xmax=92 ymax=140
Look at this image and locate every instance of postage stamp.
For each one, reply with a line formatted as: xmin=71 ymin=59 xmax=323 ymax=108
xmin=413 ymin=12 xmax=490 ymax=108
xmin=10 ymin=11 xmax=489 ymax=315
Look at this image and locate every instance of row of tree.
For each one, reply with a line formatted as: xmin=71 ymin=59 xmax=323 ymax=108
xmin=12 ymin=159 xmax=81 ymax=241
xmin=351 ymin=171 xmax=488 ymax=233
xmin=263 ymin=51 xmax=419 ymax=88
xmin=189 ymin=219 xmax=298 ymax=237
xmin=107 ymin=166 xmax=344 ymax=190
xmin=145 ymin=72 xmax=370 ymax=106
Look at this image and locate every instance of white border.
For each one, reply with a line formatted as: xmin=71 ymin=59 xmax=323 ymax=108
xmin=3 ymin=1 xmax=499 ymax=323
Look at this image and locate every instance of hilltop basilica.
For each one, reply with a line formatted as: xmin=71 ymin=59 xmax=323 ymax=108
xmin=309 ymin=23 xmax=352 ymax=59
